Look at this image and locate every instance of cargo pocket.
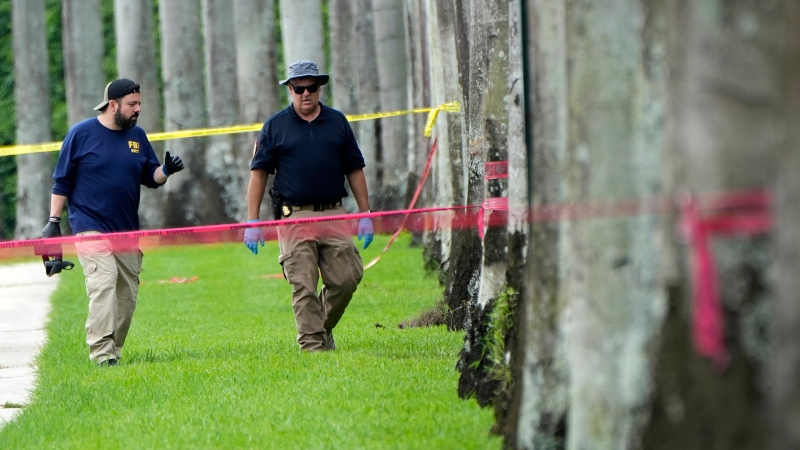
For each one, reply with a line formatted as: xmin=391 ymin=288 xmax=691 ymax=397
xmin=348 ymin=245 xmax=364 ymax=285
xmin=278 ymin=250 xmax=294 ymax=282
xmin=83 ymin=262 xmax=98 ymax=296
xmin=334 ymin=243 xmax=363 ymax=286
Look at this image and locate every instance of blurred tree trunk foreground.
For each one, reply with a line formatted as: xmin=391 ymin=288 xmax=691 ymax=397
xmin=414 ymin=1 xmax=800 ymax=449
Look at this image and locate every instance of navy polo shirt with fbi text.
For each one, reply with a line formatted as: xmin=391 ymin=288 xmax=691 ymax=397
xmin=250 ymin=103 xmax=365 ymax=205
xmin=52 ymin=117 xmax=162 ymax=233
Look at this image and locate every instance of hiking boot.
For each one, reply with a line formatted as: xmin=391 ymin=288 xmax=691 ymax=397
xmin=325 ymin=330 xmax=336 ymax=351
xmin=98 ymin=358 xmax=118 ymax=367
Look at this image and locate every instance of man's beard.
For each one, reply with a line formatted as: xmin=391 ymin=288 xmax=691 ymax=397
xmin=114 ymin=110 xmax=138 ymax=130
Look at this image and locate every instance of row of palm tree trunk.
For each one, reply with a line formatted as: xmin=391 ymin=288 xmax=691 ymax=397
xmin=8 ymin=0 xmax=800 ymax=448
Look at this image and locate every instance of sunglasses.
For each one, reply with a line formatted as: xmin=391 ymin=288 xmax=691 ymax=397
xmin=288 ymin=83 xmax=320 ymax=95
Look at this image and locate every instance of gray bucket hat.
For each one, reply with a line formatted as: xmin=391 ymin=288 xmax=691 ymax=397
xmin=279 ymin=60 xmax=330 ymax=86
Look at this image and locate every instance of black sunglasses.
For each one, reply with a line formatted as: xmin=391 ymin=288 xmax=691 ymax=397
xmin=288 ymin=83 xmax=320 ymax=94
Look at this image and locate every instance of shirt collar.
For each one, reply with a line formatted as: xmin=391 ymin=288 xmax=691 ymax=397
xmin=288 ymin=102 xmax=326 ymax=122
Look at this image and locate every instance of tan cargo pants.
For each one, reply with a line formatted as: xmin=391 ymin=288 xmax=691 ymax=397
xmin=75 ymin=232 xmax=142 ymax=363
xmin=277 ymin=205 xmax=364 ymax=351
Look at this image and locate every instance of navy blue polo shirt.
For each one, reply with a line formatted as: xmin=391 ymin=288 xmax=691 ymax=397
xmin=52 ymin=117 xmax=162 ymax=233
xmin=250 ymin=103 xmax=365 ymax=205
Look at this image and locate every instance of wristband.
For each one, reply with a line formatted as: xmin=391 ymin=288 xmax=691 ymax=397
xmin=48 ymin=216 xmax=61 ymax=223
xmin=247 ymin=219 xmax=259 ymax=223
xmin=162 ymin=164 xmax=171 ymax=176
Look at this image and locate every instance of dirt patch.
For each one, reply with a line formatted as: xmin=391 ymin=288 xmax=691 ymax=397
xmin=398 ymin=303 xmax=448 ymax=328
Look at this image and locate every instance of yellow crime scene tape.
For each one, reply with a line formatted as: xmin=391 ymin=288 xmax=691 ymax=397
xmin=0 ymin=102 xmax=460 ymax=158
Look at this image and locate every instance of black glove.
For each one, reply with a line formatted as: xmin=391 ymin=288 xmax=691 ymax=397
xmin=163 ymin=151 xmax=184 ymax=175
xmin=36 ymin=217 xmax=74 ymax=277
xmin=35 ymin=217 xmax=63 ymax=260
xmin=42 ymin=219 xmax=61 ymax=238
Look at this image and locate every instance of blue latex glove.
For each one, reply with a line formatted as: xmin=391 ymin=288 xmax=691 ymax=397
xmin=357 ymin=218 xmax=374 ymax=249
xmin=244 ymin=220 xmax=265 ymax=255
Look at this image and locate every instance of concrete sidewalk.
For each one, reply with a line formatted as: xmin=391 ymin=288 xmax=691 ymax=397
xmin=0 ymin=261 xmax=58 ymax=428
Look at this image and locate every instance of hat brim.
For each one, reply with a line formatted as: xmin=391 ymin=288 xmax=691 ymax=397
xmin=93 ymin=101 xmax=109 ymax=111
xmin=279 ymin=74 xmax=329 ymax=86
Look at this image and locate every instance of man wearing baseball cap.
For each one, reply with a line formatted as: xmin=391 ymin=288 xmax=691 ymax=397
xmin=245 ymin=60 xmax=374 ymax=352
xmin=42 ymin=78 xmax=185 ymax=366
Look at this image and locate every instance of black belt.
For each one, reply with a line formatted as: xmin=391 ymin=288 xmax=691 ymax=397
xmin=292 ymin=201 xmax=342 ymax=212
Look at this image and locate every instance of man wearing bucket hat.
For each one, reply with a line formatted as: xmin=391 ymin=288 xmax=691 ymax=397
xmin=245 ymin=60 xmax=374 ymax=352
xmin=42 ymin=78 xmax=185 ymax=366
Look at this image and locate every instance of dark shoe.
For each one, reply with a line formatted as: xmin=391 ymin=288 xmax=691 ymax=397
xmin=98 ymin=358 xmax=118 ymax=367
xmin=325 ymin=330 xmax=336 ymax=351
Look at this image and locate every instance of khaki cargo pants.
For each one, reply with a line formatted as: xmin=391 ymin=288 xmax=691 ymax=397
xmin=75 ymin=232 xmax=142 ymax=363
xmin=277 ymin=205 xmax=364 ymax=351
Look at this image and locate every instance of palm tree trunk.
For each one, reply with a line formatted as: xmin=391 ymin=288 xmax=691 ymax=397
xmin=12 ymin=0 xmax=53 ymax=239
xmin=511 ymin=0 xmax=569 ymax=447
xmin=279 ymin=0 xmax=324 ymax=69
xmin=234 ymin=0 xmax=280 ymax=221
xmin=114 ymin=0 xmax=164 ymax=229
xmin=204 ymin=0 xmax=243 ymax=223
xmin=62 ymin=0 xmax=104 ymax=126
xmin=353 ymin=0 xmax=380 ymax=201
xmin=159 ymin=0 xmax=211 ymax=226
xmin=372 ymin=0 xmax=411 ymax=210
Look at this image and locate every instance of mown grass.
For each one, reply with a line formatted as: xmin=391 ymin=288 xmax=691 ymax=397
xmin=0 ymin=233 xmax=500 ymax=449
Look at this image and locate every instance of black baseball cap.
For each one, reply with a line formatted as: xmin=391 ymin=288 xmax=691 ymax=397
xmin=93 ymin=78 xmax=140 ymax=111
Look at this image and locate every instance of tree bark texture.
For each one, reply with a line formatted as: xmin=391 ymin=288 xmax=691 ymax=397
xmin=329 ymin=0 xmax=361 ymax=212
xmin=352 ymin=0 xmax=381 ymax=203
xmin=279 ymin=0 xmax=324 ymax=71
xmin=457 ymin=0 xmax=518 ymax=428
xmin=330 ymin=0 xmax=358 ymax=115
xmin=12 ymin=0 xmax=53 ymax=239
xmin=563 ymin=0 xmax=668 ymax=447
xmin=404 ymin=0 xmax=432 ymax=217
xmin=643 ymin=1 xmax=785 ymax=448
xmin=512 ymin=0 xmax=570 ymax=447
xmin=159 ymin=0 xmax=212 ymax=226
xmin=204 ymin=0 xmax=244 ymax=223
xmin=770 ymin=5 xmax=800 ymax=447
xmin=234 ymin=0 xmax=280 ymax=123
xmin=443 ymin=1 xmax=484 ymax=333
xmin=768 ymin=2 xmax=800 ymax=450
xmin=115 ymin=0 xmax=165 ymax=229
xmin=372 ymin=0 xmax=411 ymax=210
xmin=422 ymin=0 xmax=460 ymax=292
xmin=425 ymin=0 xmax=480 ymax=333
xmin=233 ymin=0 xmax=280 ymax=222
xmin=501 ymin=1 xmax=531 ymax=442
xmin=62 ymin=0 xmax=104 ymax=127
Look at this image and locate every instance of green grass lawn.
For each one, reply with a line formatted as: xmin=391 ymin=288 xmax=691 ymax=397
xmin=0 ymin=234 xmax=501 ymax=449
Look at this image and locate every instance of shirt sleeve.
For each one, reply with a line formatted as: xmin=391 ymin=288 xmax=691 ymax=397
xmin=340 ymin=118 xmax=365 ymax=174
xmin=140 ymin=135 xmax=162 ymax=189
xmin=250 ymin=122 xmax=278 ymax=174
xmin=52 ymin=129 xmax=80 ymax=197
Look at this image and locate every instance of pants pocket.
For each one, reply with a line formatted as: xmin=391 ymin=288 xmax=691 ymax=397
xmin=278 ymin=250 xmax=294 ymax=282
xmin=84 ymin=262 xmax=99 ymax=296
